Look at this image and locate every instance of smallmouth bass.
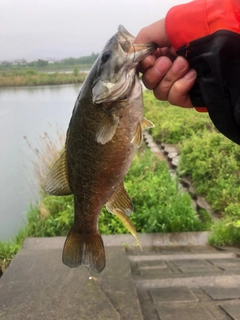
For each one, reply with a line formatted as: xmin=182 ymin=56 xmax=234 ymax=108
xmin=45 ymin=25 xmax=156 ymax=273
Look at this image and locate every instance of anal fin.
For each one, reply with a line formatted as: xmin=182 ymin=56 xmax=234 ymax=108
xmin=112 ymin=208 xmax=142 ymax=250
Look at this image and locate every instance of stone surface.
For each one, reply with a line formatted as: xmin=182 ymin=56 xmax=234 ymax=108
xmin=0 ymin=239 xmax=142 ymax=320
xmin=202 ymin=287 xmax=240 ymax=300
xmin=167 ymin=152 xmax=178 ymax=160
xmin=150 ymin=286 xmax=198 ymax=303
xmin=0 ymin=249 xmax=120 ymax=320
xmin=220 ymin=302 xmax=240 ymax=319
xmin=162 ymin=145 xmax=178 ymax=154
xmin=127 ymin=239 xmax=240 ymax=319
xmin=157 ymin=304 xmax=215 ymax=320
xmin=1 ymin=235 xmax=240 ymax=320
xmin=171 ymin=156 xmax=179 ymax=167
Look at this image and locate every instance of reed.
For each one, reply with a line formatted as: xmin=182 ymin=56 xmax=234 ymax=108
xmin=24 ymin=125 xmax=66 ymax=193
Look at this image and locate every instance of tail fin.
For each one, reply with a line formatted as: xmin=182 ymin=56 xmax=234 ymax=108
xmin=62 ymin=226 xmax=106 ymax=273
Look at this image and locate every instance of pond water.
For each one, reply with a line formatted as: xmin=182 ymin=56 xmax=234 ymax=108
xmin=0 ymin=84 xmax=81 ymax=241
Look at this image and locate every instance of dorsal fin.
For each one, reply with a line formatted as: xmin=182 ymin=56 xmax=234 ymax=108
xmin=45 ymin=151 xmax=72 ymax=195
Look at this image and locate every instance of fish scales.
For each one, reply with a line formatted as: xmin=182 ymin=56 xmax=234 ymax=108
xmin=45 ymin=25 xmax=156 ymax=273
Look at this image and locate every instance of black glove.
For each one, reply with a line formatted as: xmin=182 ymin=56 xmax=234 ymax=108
xmin=177 ymin=30 xmax=240 ymax=145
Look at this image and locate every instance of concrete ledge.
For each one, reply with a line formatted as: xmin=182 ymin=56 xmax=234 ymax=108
xmin=22 ymin=232 xmax=211 ymax=250
xmin=2 ymin=234 xmax=240 ymax=320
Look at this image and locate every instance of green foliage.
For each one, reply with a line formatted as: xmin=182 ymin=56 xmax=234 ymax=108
xmin=0 ymin=242 xmax=21 ymax=276
xmin=143 ymin=91 xmax=240 ymax=246
xmin=0 ymin=69 xmax=86 ymax=87
xmin=60 ymin=53 xmax=98 ymax=66
xmin=26 ymin=198 xmax=73 ymax=237
xmin=36 ymin=59 xmax=48 ymax=68
xmin=209 ymin=217 xmax=240 ymax=246
xmin=0 ymin=53 xmax=99 ymax=71
xmin=99 ymin=148 xmax=208 ymax=234
xmin=0 ymin=146 xmax=209 ymax=275
xmin=22 ymin=147 xmax=207 ymax=238
xmin=178 ymin=131 xmax=240 ymax=213
xmin=143 ymin=90 xmax=215 ymax=143
xmin=73 ymin=66 xmax=79 ymax=76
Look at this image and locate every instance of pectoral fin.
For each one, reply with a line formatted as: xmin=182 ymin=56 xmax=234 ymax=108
xmin=106 ymin=182 xmax=133 ymax=216
xmin=45 ymin=151 xmax=72 ymax=195
xmin=131 ymin=117 xmax=154 ymax=148
xmin=112 ymin=208 xmax=142 ymax=250
xmin=96 ymin=112 xmax=120 ymax=144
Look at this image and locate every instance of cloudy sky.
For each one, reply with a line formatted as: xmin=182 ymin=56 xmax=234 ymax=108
xmin=0 ymin=0 xmax=187 ymax=61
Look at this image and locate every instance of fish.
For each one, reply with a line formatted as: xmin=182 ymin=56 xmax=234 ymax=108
xmin=45 ymin=25 xmax=156 ymax=273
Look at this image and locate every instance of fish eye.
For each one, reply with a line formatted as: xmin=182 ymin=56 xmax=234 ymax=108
xmin=101 ymin=51 xmax=111 ymax=63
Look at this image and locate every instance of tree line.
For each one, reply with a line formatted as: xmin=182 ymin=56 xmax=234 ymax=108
xmin=0 ymin=53 xmax=99 ymax=70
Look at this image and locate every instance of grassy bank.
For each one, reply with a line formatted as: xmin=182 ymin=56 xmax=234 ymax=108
xmin=0 ymin=69 xmax=86 ymax=87
xmin=0 ymin=143 xmax=210 ymax=275
xmin=144 ymin=90 xmax=240 ymax=246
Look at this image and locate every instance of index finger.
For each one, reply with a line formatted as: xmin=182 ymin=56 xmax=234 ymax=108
xmin=134 ymin=19 xmax=170 ymax=48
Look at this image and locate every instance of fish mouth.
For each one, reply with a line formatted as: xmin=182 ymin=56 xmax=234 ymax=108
xmin=131 ymin=43 xmax=157 ymax=64
xmin=117 ymin=25 xmax=157 ymax=61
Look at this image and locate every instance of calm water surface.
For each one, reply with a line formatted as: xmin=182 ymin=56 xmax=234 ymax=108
xmin=0 ymin=84 xmax=81 ymax=241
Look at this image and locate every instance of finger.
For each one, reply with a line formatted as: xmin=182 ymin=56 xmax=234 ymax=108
xmin=153 ymin=56 xmax=190 ymax=100
xmin=138 ymin=55 xmax=156 ymax=74
xmin=142 ymin=56 xmax=172 ymax=90
xmin=134 ymin=19 xmax=170 ymax=48
xmin=168 ymin=69 xmax=197 ymax=108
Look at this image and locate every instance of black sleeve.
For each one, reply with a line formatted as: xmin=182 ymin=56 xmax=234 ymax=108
xmin=177 ymin=30 xmax=240 ymax=145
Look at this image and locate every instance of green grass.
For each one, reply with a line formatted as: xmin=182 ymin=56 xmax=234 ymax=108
xmin=143 ymin=90 xmax=240 ymax=246
xmin=0 ymin=146 xmax=209 ymax=275
xmin=99 ymin=148 xmax=208 ymax=234
xmin=178 ymin=132 xmax=240 ymax=213
xmin=0 ymin=69 xmax=86 ymax=87
xmin=143 ymin=90 xmax=215 ymax=144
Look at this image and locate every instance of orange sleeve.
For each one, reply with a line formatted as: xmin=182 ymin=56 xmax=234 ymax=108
xmin=165 ymin=0 xmax=240 ymax=51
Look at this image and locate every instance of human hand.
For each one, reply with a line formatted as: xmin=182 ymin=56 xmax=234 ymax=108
xmin=135 ymin=19 xmax=197 ymax=108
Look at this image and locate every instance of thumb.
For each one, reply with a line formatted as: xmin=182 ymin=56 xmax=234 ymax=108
xmin=134 ymin=19 xmax=170 ymax=48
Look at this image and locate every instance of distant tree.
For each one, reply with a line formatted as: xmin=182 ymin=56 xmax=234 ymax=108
xmin=0 ymin=61 xmax=12 ymax=70
xmin=73 ymin=66 xmax=79 ymax=76
xmin=61 ymin=53 xmax=99 ymax=66
xmin=36 ymin=59 xmax=48 ymax=68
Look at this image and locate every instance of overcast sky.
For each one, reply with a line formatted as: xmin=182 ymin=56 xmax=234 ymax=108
xmin=0 ymin=0 xmax=187 ymax=61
